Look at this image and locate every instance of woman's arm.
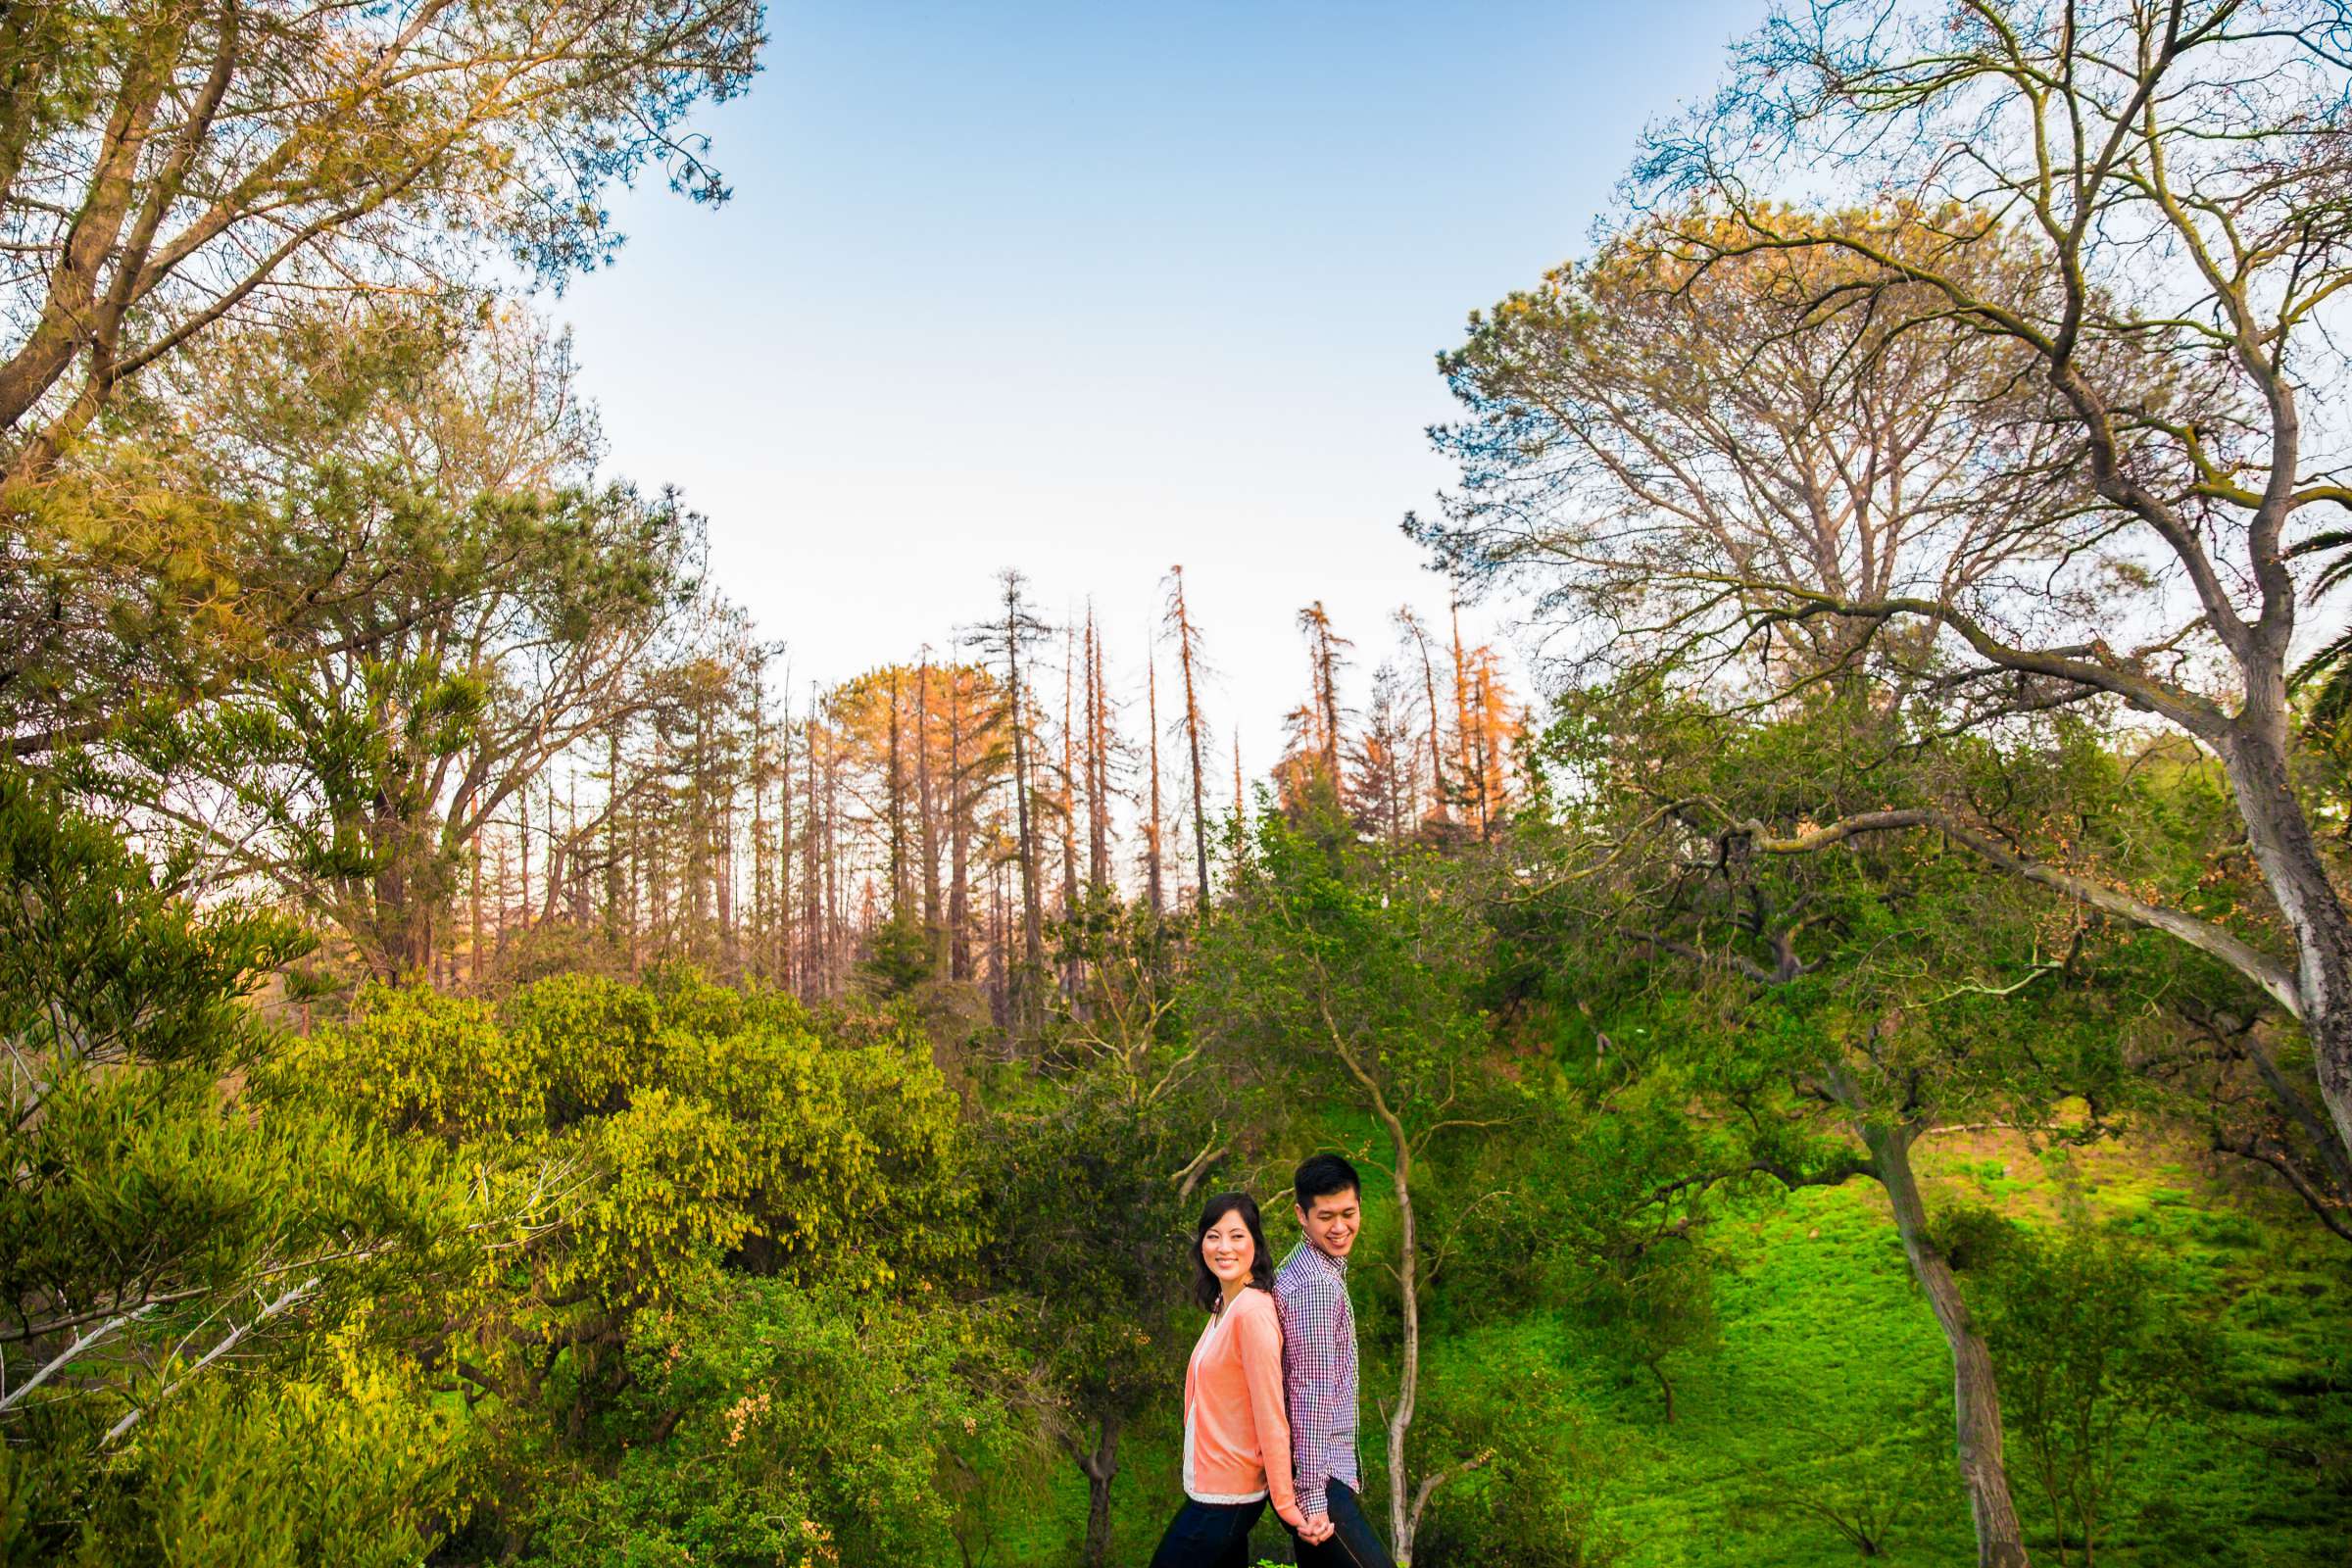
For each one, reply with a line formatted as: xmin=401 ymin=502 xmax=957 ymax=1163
xmin=1237 ymin=1294 xmax=1303 ymax=1530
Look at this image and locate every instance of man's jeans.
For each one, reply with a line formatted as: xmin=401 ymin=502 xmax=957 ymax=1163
xmin=1147 ymin=1495 xmax=1266 ymax=1568
xmin=1291 ymin=1480 xmax=1396 ymax=1568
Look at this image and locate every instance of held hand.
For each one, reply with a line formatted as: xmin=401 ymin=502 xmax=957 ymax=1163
xmin=1276 ymin=1503 xmax=1328 ymax=1543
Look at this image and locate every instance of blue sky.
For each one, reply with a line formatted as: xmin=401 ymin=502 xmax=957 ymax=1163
xmin=554 ymin=1 xmax=1764 ymax=770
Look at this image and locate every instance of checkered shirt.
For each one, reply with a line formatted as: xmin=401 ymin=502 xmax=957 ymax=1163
xmin=1274 ymin=1240 xmax=1359 ymax=1519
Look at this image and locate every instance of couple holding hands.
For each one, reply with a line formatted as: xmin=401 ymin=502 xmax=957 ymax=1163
xmin=1148 ymin=1153 xmax=1394 ymax=1568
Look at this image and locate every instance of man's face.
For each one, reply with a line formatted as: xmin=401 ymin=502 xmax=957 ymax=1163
xmin=1297 ymin=1187 xmax=1361 ymax=1260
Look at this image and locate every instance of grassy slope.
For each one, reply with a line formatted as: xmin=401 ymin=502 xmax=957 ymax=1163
xmin=988 ymin=1131 xmax=2351 ymax=1567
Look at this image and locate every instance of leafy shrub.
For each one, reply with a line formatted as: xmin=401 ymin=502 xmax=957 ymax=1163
xmin=1412 ymin=1370 xmax=1623 ymax=1567
xmin=1970 ymin=1209 xmax=2213 ymax=1564
xmin=516 ymin=1277 xmax=1005 ymax=1568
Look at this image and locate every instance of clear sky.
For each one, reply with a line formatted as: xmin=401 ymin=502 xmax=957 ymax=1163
xmin=552 ymin=1 xmax=1764 ymax=774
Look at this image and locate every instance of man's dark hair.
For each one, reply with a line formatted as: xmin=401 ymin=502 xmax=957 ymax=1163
xmin=1189 ymin=1192 xmax=1277 ymax=1312
xmin=1293 ymin=1152 xmax=1361 ymax=1213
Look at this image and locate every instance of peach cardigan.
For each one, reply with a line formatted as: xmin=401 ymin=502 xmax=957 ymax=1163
xmin=1180 ymin=1286 xmax=1302 ymax=1525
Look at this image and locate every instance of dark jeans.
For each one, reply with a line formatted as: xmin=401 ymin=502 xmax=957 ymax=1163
xmin=1290 ymin=1480 xmax=1396 ymax=1568
xmin=1148 ymin=1495 xmax=1266 ymax=1568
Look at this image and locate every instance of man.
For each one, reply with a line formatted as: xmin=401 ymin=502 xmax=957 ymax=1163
xmin=1273 ymin=1152 xmax=1394 ymax=1568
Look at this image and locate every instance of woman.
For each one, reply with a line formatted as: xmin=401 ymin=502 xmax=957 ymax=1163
xmin=1148 ymin=1192 xmax=1313 ymax=1568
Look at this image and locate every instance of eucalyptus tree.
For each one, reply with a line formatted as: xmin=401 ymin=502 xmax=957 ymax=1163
xmin=1161 ymin=566 xmax=1216 ymax=902
xmin=1427 ymin=0 xmax=2352 ymax=1161
xmin=963 ymin=571 xmax=1054 ymax=1023
xmin=1505 ymin=684 xmax=2222 ymax=1568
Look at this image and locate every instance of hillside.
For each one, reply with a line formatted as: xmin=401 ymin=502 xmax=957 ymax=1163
xmin=986 ymin=1129 xmax=2352 ymax=1567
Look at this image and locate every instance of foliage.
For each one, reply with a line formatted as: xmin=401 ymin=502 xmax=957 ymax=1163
xmin=1200 ymin=802 xmax=1502 ymax=1134
xmin=515 ymin=1277 xmax=1005 ymax=1568
xmin=256 ymin=967 xmax=976 ymax=1561
xmin=1411 ymin=1365 xmax=1623 ymax=1568
xmin=1445 ymin=1087 xmax=1724 ymax=1422
xmin=981 ymin=1081 xmax=1200 ymax=1440
xmin=1194 ymin=798 xmax=1517 ymax=1560
xmin=275 ymin=972 xmax=975 ymax=1308
xmin=0 ymin=767 xmax=485 ymax=1565
xmin=102 ymin=307 xmax=707 ymax=978
xmin=981 ymin=897 xmax=1229 ymax=1567
xmin=39 ymin=1333 xmax=470 ymax=1568
xmin=1965 ymin=1209 xmax=2212 ymax=1565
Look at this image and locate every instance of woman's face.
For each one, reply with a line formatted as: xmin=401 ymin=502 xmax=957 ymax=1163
xmin=1200 ymin=1210 xmax=1255 ymax=1289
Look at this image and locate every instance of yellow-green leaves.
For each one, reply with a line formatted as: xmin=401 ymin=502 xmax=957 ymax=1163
xmin=294 ymin=985 xmax=537 ymax=1141
xmin=283 ymin=974 xmax=974 ymax=1313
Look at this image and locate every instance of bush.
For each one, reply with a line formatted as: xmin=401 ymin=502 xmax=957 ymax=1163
xmin=1411 ymin=1370 xmax=1622 ymax=1568
xmin=516 ymin=1277 xmax=1006 ymax=1568
xmin=1972 ymin=1211 xmax=2212 ymax=1564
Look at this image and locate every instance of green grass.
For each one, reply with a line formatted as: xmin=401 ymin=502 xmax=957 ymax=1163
xmin=981 ymin=1129 xmax=2352 ymax=1567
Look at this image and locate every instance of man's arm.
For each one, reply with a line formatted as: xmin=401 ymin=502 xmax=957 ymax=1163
xmin=1277 ymin=1273 xmax=1348 ymax=1520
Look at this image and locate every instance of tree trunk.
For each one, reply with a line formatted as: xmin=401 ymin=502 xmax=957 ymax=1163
xmin=1303 ymin=602 xmax=1344 ymax=790
xmin=1170 ymin=569 xmax=1211 ymax=902
xmin=1842 ymin=1088 xmax=2030 ymax=1568
xmin=517 ymin=797 xmax=532 ymax=935
xmin=2221 ymin=723 xmax=2352 ymax=1157
xmin=750 ymin=686 xmax=767 ymax=977
xmin=1004 ymin=592 xmax=1045 ymax=1010
xmin=1061 ymin=628 xmax=1082 ymax=903
xmin=1407 ymin=612 xmax=1449 ymax=824
xmin=1087 ymin=612 xmax=1111 ymax=893
xmin=777 ymin=695 xmax=794 ymax=990
xmin=715 ymin=791 xmax=735 ymax=968
xmin=888 ymin=668 xmax=907 ymax=918
xmin=824 ymin=731 xmax=843 ymax=991
xmin=804 ymin=704 xmax=823 ymax=993
xmin=948 ymin=680 xmax=971 ymax=981
xmin=1059 ymin=631 xmax=1084 ymax=1002
xmin=0 ymin=42 xmax=169 ymax=439
xmin=916 ymin=660 xmax=942 ymax=953
xmin=469 ymin=838 xmax=484 ymax=989
xmin=605 ymin=727 xmax=627 ymax=948
xmin=1449 ymin=604 xmax=1479 ymax=836
xmin=1147 ymin=651 xmax=1164 ymax=917
xmin=1387 ymin=1131 xmax=1422 ymax=1561
xmin=1077 ymin=1414 xmax=1121 ymax=1568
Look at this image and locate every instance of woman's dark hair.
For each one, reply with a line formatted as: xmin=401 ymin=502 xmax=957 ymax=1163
xmin=1294 ymin=1152 xmax=1361 ymax=1213
xmin=1190 ymin=1192 xmax=1276 ymax=1312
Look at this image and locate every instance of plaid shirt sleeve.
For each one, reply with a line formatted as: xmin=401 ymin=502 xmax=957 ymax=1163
xmin=1275 ymin=1265 xmax=1351 ymax=1519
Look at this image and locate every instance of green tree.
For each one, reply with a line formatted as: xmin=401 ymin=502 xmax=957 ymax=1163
xmin=0 ymin=766 xmax=486 ymax=1564
xmin=1498 ymin=685 xmax=2214 ymax=1568
xmin=1410 ymin=1367 xmax=1622 ymax=1568
xmin=1600 ymin=1 xmax=2352 ymax=1166
xmin=1967 ymin=1210 xmax=2209 ymax=1566
xmin=985 ymin=900 xmax=1222 ymax=1568
xmin=1194 ymin=803 xmax=1506 ymax=1562
xmin=982 ymin=1082 xmax=1202 ymax=1568
xmin=0 ymin=0 xmax=761 ymax=482
xmin=515 ymin=1276 xmax=1006 ymax=1568
xmin=1437 ymin=1086 xmax=1728 ymax=1427
xmin=265 ymin=969 xmax=978 ymax=1558
xmin=117 ymin=307 xmax=707 ymax=978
